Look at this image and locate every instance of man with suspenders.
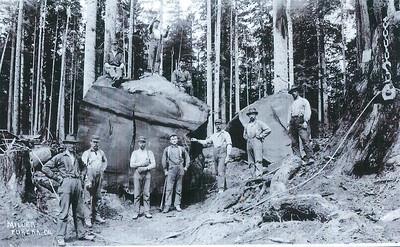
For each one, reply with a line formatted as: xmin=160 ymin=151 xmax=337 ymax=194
xmin=161 ymin=133 xmax=190 ymax=213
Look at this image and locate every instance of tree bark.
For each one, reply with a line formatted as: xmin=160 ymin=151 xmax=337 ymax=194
xmin=273 ymin=0 xmax=289 ymax=92
xmin=286 ymin=0 xmax=294 ymax=88
xmin=103 ymin=0 xmax=117 ymax=73
xmin=215 ymin=0 xmax=221 ymax=120
xmin=206 ymin=0 xmax=213 ymax=135
xmin=234 ymin=0 xmax=240 ymax=113
xmin=0 ymin=31 xmax=9 ymax=75
xmin=57 ymin=8 xmax=71 ymax=141
xmin=8 ymin=22 xmax=16 ymax=133
xmin=83 ymin=0 xmax=97 ymax=96
xmin=29 ymin=20 xmax=37 ymax=135
xmin=13 ymin=0 xmax=24 ymax=134
xmin=229 ymin=5 xmax=233 ymax=120
xmin=128 ymin=0 xmax=135 ymax=79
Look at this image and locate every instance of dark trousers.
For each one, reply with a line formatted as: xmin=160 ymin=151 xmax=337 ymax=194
xmin=289 ymin=116 xmax=314 ymax=159
xmin=56 ymin=178 xmax=86 ymax=239
xmin=165 ymin=165 xmax=184 ymax=209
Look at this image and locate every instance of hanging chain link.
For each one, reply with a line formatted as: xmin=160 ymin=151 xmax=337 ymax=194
xmin=382 ymin=16 xmax=392 ymax=84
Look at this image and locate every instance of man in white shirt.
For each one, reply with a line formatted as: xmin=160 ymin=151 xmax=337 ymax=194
xmin=147 ymin=18 xmax=170 ymax=73
xmin=243 ymin=107 xmax=272 ymax=177
xmin=104 ymin=41 xmax=124 ymax=84
xmin=287 ymin=86 xmax=314 ymax=164
xmin=191 ymin=119 xmax=232 ymax=193
xmin=129 ymin=136 xmax=156 ymax=219
xmin=82 ymin=135 xmax=107 ymax=226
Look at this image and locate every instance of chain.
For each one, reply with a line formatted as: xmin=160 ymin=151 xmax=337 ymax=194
xmin=382 ymin=17 xmax=392 ymax=84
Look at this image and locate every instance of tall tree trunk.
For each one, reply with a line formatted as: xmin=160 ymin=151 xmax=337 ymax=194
xmin=159 ymin=0 xmax=164 ymax=75
xmin=273 ymin=0 xmax=289 ymax=92
xmin=341 ymin=0 xmax=347 ymax=97
xmin=215 ymin=0 xmax=221 ymax=120
xmin=39 ymin=3 xmax=47 ymax=134
xmin=13 ymin=0 xmax=24 ymax=134
xmin=0 ymin=32 xmax=9 ymax=74
xmin=229 ymin=4 xmax=233 ymax=120
xmin=128 ymin=0 xmax=135 ymax=78
xmin=47 ymin=12 xmax=59 ymax=138
xmin=83 ymin=0 xmax=97 ymax=96
xmin=34 ymin=0 xmax=44 ymax=134
xmin=355 ymin=0 xmax=371 ymax=75
xmin=103 ymin=0 xmax=117 ymax=73
xmin=7 ymin=23 xmax=16 ymax=132
xmin=246 ymin=48 xmax=249 ymax=106
xmin=19 ymin=29 xmax=24 ymax=133
xmin=57 ymin=8 xmax=70 ymax=141
xmin=206 ymin=0 xmax=213 ymax=135
xmin=29 ymin=20 xmax=37 ymax=135
xmin=234 ymin=0 xmax=240 ymax=113
xmin=286 ymin=0 xmax=294 ymax=88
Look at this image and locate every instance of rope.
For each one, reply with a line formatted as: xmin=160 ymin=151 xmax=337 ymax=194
xmin=240 ymin=92 xmax=381 ymax=213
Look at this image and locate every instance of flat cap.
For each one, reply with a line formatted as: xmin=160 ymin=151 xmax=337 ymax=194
xmin=215 ymin=119 xmax=223 ymax=124
xmin=288 ymin=85 xmax=300 ymax=94
xmin=246 ymin=107 xmax=258 ymax=115
xmin=138 ymin=136 xmax=147 ymax=142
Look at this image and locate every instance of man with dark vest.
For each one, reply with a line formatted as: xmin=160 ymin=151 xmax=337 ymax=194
xmin=191 ymin=119 xmax=232 ymax=193
xmin=129 ymin=136 xmax=156 ymax=219
xmin=82 ymin=135 xmax=107 ymax=227
xmin=161 ymin=133 xmax=190 ymax=213
xmin=287 ymin=86 xmax=314 ymax=164
xmin=243 ymin=107 xmax=272 ymax=177
xmin=41 ymin=135 xmax=92 ymax=246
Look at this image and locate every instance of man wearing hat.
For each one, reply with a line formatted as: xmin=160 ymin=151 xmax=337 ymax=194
xmin=287 ymin=86 xmax=314 ymax=164
xmin=104 ymin=40 xmax=125 ymax=84
xmin=41 ymin=135 xmax=92 ymax=246
xmin=243 ymin=107 xmax=272 ymax=177
xmin=161 ymin=133 xmax=190 ymax=213
xmin=81 ymin=135 xmax=108 ymax=226
xmin=171 ymin=61 xmax=193 ymax=95
xmin=191 ymin=119 xmax=232 ymax=193
xmin=129 ymin=136 xmax=156 ymax=219
xmin=147 ymin=17 xmax=170 ymax=73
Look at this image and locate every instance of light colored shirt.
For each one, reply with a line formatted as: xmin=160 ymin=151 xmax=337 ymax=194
xmin=205 ymin=130 xmax=232 ymax=148
xmin=129 ymin=149 xmax=156 ymax=170
xmin=244 ymin=120 xmax=271 ymax=140
xmin=288 ymin=96 xmax=311 ymax=122
xmin=82 ymin=149 xmax=107 ymax=172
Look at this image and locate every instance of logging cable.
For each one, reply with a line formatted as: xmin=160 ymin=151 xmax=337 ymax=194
xmin=240 ymin=91 xmax=381 ymax=213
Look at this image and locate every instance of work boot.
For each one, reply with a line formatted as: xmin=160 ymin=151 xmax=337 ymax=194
xmin=132 ymin=213 xmax=139 ymax=220
xmin=56 ymin=237 xmax=66 ymax=246
xmin=175 ymin=206 xmax=182 ymax=212
xmin=145 ymin=213 xmax=153 ymax=218
xmin=85 ymin=218 xmax=93 ymax=228
xmin=95 ymin=215 xmax=106 ymax=223
xmin=78 ymin=234 xmax=95 ymax=241
xmin=162 ymin=207 xmax=170 ymax=213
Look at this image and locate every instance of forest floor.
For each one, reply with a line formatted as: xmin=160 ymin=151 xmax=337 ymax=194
xmin=2 ymin=151 xmax=400 ymax=246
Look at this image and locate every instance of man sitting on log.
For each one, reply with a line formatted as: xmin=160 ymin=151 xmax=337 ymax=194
xmin=171 ymin=61 xmax=193 ymax=95
xmin=41 ymin=135 xmax=93 ymax=246
xmin=191 ymin=119 xmax=232 ymax=193
xmin=161 ymin=133 xmax=190 ymax=213
xmin=129 ymin=136 xmax=156 ymax=219
xmin=104 ymin=40 xmax=125 ymax=87
xmin=243 ymin=107 xmax=272 ymax=177
xmin=287 ymin=86 xmax=315 ymax=164
xmin=82 ymin=135 xmax=107 ymax=227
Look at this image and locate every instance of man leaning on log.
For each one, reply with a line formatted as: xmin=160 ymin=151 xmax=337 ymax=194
xmin=129 ymin=136 xmax=156 ymax=219
xmin=82 ymin=135 xmax=107 ymax=227
xmin=243 ymin=107 xmax=272 ymax=177
xmin=41 ymin=135 xmax=93 ymax=246
xmin=191 ymin=119 xmax=232 ymax=193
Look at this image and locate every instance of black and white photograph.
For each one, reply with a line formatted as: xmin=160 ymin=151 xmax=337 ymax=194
xmin=0 ymin=0 xmax=400 ymax=246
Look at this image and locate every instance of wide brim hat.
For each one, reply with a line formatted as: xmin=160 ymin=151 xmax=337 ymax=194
xmin=288 ymin=86 xmax=300 ymax=94
xmin=246 ymin=107 xmax=258 ymax=116
xmin=63 ymin=135 xmax=79 ymax=144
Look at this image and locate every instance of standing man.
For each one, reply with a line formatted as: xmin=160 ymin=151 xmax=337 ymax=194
xmin=104 ymin=40 xmax=125 ymax=86
xmin=82 ymin=135 xmax=107 ymax=227
xmin=171 ymin=61 xmax=193 ymax=95
xmin=161 ymin=133 xmax=190 ymax=213
xmin=191 ymin=119 xmax=232 ymax=193
xmin=243 ymin=107 xmax=272 ymax=177
xmin=147 ymin=18 xmax=170 ymax=73
xmin=41 ymin=135 xmax=92 ymax=246
xmin=129 ymin=136 xmax=156 ymax=219
xmin=287 ymin=86 xmax=314 ymax=164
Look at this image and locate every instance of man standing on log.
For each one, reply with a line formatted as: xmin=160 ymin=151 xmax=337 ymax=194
xmin=243 ymin=107 xmax=272 ymax=177
xmin=161 ymin=133 xmax=190 ymax=213
xmin=191 ymin=119 xmax=232 ymax=193
xmin=41 ymin=135 xmax=93 ymax=246
xmin=129 ymin=136 xmax=156 ymax=219
xmin=82 ymin=135 xmax=107 ymax=227
xmin=171 ymin=61 xmax=193 ymax=95
xmin=287 ymin=86 xmax=314 ymax=164
xmin=147 ymin=18 xmax=170 ymax=74
xmin=104 ymin=40 xmax=125 ymax=87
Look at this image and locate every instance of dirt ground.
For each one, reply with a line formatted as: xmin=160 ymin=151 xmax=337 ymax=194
xmin=2 ymin=155 xmax=400 ymax=246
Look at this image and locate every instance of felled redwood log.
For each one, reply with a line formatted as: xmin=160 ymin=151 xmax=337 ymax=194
xmin=269 ymin=155 xmax=303 ymax=196
xmin=78 ymin=75 xmax=209 ymax=193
